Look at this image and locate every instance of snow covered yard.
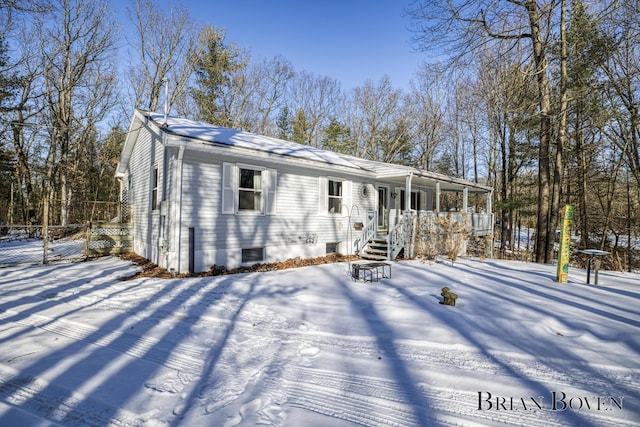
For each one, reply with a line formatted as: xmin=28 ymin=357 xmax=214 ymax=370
xmin=0 ymin=256 xmax=638 ymax=427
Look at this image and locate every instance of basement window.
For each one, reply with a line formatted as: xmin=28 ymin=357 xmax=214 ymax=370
xmin=326 ymin=242 xmax=339 ymax=254
xmin=242 ymin=247 xmax=265 ymax=264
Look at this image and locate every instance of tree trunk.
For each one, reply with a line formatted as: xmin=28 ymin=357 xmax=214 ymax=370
xmin=578 ymin=122 xmax=589 ymax=248
xmin=500 ymin=116 xmax=509 ymax=252
xmin=549 ymin=0 xmax=568 ymax=263
xmin=11 ymin=117 xmax=35 ymax=224
xmin=525 ymin=0 xmax=553 ymax=263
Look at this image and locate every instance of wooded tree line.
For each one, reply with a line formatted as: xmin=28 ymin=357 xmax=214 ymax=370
xmin=0 ymin=0 xmax=638 ymax=267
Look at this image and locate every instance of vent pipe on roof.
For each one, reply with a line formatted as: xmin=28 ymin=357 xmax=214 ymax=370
xmin=162 ymin=77 xmax=169 ymax=127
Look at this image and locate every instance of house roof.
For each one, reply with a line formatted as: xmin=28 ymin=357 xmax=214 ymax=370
xmin=152 ymin=112 xmax=361 ymax=169
xmin=117 ymin=109 xmax=492 ymax=193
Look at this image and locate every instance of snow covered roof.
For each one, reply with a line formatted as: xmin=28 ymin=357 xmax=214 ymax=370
xmin=118 ymin=110 xmax=491 ymax=192
xmin=148 ymin=112 xmax=361 ymax=170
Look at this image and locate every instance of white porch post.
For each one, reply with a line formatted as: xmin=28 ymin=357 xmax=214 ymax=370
xmin=435 ymin=182 xmax=440 ymax=212
xmin=405 ymin=173 xmax=412 ymax=211
xmin=463 ymin=187 xmax=468 ymax=212
xmin=486 ymin=190 xmax=492 ymax=214
xmin=405 ymin=172 xmax=414 ymax=258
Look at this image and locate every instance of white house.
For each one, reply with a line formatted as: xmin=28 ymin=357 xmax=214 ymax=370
xmin=115 ymin=109 xmax=493 ymax=273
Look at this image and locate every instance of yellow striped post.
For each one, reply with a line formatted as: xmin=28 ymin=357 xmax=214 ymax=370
xmin=556 ymin=205 xmax=574 ymax=283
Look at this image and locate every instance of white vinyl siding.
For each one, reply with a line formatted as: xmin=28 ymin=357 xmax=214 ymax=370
xmin=125 ymin=127 xmax=165 ymax=266
xmin=178 ymin=152 xmax=369 ymax=272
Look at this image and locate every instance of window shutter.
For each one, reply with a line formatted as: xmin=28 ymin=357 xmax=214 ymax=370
xmin=222 ymin=163 xmax=236 ymax=214
xmin=265 ymin=169 xmax=277 ymax=215
xmin=318 ymin=176 xmax=328 ymax=214
xmin=342 ymin=180 xmax=352 ymax=216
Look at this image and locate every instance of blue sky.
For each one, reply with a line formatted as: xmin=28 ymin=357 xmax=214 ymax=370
xmin=115 ymin=0 xmax=422 ymax=91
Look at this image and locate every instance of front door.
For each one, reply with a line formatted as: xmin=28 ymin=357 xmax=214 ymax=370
xmin=377 ymin=185 xmax=389 ymax=232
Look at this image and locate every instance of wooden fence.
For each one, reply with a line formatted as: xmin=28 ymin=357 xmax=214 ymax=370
xmin=86 ymin=222 xmax=133 ymax=256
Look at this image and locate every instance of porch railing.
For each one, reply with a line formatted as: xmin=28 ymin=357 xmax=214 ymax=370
xmin=355 ymin=211 xmax=377 ymax=255
xmin=416 ymin=211 xmax=493 ymax=236
xmin=469 ymin=213 xmax=494 ymax=236
xmin=387 ymin=211 xmax=415 ymax=260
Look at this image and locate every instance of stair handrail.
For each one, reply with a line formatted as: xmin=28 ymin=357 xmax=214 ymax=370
xmin=355 ymin=210 xmax=377 ymax=255
xmin=386 ymin=211 xmax=415 ymax=260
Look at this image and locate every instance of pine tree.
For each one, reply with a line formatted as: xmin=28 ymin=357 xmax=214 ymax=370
xmin=322 ymin=117 xmax=352 ymax=154
xmin=190 ymin=25 xmax=246 ymax=126
xmin=276 ymin=106 xmax=292 ymax=140
xmin=291 ymin=108 xmax=310 ymax=144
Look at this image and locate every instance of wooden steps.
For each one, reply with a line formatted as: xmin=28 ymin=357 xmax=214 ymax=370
xmin=360 ymin=237 xmax=389 ymax=261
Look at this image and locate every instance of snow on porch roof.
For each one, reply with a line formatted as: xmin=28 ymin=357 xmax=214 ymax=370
xmin=149 ymin=112 xmax=361 ymax=169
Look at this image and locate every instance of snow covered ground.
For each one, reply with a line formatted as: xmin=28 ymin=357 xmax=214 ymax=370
xmin=0 ymin=256 xmax=638 ymax=426
xmin=0 ymin=238 xmax=85 ymax=267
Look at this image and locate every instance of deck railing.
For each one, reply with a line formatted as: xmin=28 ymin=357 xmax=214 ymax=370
xmin=387 ymin=211 xmax=415 ymax=260
xmin=355 ymin=211 xmax=377 ymax=255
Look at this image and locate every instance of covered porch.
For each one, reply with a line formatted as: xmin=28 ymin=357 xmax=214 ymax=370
xmin=355 ymin=165 xmax=494 ymax=261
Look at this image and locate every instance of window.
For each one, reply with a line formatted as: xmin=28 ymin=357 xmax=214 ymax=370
xmin=328 ymin=180 xmax=342 ymax=213
xmin=151 ymin=166 xmax=159 ymax=210
xmin=326 ymin=242 xmax=338 ymax=254
xmin=319 ymin=177 xmax=350 ymax=215
xmin=242 ymin=247 xmax=265 ymax=263
xmin=222 ymin=163 xmax=276 ymax=215
xmin=238 ymin=167 xmax=262 ymax=211
xmin=400 ymin=190 xmax=421 ymax=211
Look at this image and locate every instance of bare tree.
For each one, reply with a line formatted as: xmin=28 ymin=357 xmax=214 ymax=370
xmin=409 ymin=0 xmax=560 ymax=263
xmin=38 ymin=0 xmax=116 ymax=225
xmin=4 ymin=20 xmax=46 ymax=224
xmin=288 ymin=70 xmax=343 ymax=147
xmin=409 ymin=63 xmax=447 ymax=170
xmin=250 ymin=55 xmax=294 ymax=136
xmin=127 ymin=0 xmax=196 ymax=112
xmin=348 ymin=75 xmax=404 ymax=161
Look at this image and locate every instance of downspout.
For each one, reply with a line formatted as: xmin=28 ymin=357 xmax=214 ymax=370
xmin=405 ymin=173 xmax=412 ymax=214
xmin=160 ymin=131 xmax=169 ymax=267
xmin=161 ymin=79 xmax=170 ymax=267
xmin=174 ymin=144 xmax=185 ymax=273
